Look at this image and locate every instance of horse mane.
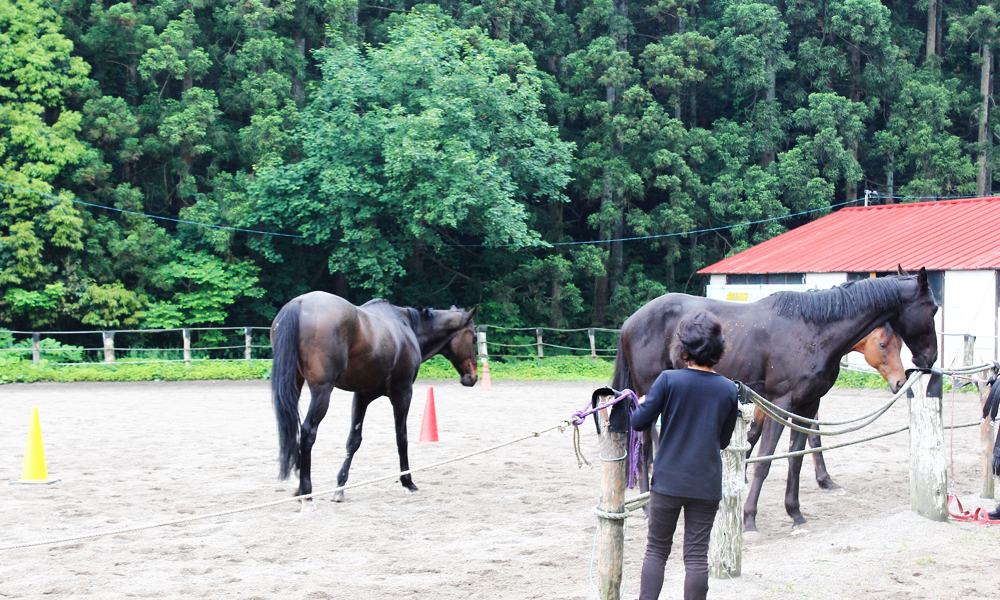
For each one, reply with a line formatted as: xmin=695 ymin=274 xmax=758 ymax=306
xmin=877 ymin=321 xmax=895 ymax=338
xmin=771 ymin=277 xmax=905 ymax=323
xmin=400 ymin=305 xmax=437 ymax=334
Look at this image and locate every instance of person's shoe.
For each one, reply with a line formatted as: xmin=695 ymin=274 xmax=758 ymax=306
xmin=987 ymin=505 xmax=1000 ymax=520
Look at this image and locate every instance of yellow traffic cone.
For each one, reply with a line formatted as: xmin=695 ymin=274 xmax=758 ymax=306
xmin=10 ymin=407 xmax=59 ymax=485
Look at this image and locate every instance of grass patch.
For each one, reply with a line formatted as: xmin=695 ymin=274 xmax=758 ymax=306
xmin=834 ymin=369 xmax=888 ymax=390
xmin=2 ymin=353 xmax=984 ymax=390
xmin=418 ymin=355 xmax=615 ymax=382
xmin=0 ymin=357 xmax=271 ymax=384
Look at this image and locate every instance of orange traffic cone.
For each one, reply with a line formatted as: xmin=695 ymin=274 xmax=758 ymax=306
xmin=418 ymin=387 xmax=439 ymax=443
xmin=10 ymin=407 xmax=59 ymax=485
xmin=481 ymin=359 xmax=493 ymax=392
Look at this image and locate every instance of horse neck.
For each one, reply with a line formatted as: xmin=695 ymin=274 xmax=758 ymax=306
xmin=405 ymin=309 xmax=461 ymax=360
xmin=822 ymin=309 xmax=898 ymax=360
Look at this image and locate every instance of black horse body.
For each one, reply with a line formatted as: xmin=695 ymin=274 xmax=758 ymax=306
xmin=612 ymin=271 xmax=939 ymax=532
xmin=270 ymin=292 xmax=478 ymax=505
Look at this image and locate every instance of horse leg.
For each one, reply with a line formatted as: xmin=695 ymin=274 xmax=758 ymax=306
xmin=745 ymin=409 xmax=764 ymax=485
xmin=333 ymin=391 xmax=380 ymax=503
xmin=389 ymin=386 xmax=418 ymax=493
xmin=297 ymin=382 xmax=333 ymax=510
xmin=744 ymin=408 xmax=787 ymax=535
xmin=785 ymin=425 xmax=811 ymax=530
xmin=809 ymin=421 xmax=841 ymax=491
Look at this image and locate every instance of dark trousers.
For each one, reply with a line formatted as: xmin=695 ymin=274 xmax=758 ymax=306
xmin=639 ymin=491 xmax=720 ymax=600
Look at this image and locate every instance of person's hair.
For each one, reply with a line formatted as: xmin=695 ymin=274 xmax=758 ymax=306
xmin=669 ymin=310 xmax=726 ymax=368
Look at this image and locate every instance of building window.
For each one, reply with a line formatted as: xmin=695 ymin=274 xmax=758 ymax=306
xmin=726 ymin=273 xmax=804 ymax=285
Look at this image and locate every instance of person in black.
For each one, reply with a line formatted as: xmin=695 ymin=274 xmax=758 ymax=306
xmin=631 ymin=310 xmax=739 ymax=600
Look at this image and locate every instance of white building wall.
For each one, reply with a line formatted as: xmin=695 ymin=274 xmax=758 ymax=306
xmin=805 ymin=272 xmax=848 ymax=288
xmin=709 ymin=274 xmax=726 ymax=286
xmin=939 ymin=270 xmax=997 ymax=368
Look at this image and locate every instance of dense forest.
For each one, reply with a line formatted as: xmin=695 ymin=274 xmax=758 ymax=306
xmin=1 ymin=0 xmax=996 ymax=333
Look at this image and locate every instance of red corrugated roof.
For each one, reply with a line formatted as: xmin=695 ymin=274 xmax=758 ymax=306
xmin=699 ymin=196 xmax=1000 ymax=274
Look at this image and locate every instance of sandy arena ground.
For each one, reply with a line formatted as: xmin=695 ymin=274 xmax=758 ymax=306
xmin=2 ymin=378 xmax=1000 ymax=599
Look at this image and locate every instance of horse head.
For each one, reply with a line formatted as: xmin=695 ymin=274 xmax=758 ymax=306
xmin=438 ymin=305 xmax=479 ymax=387
xmin=889 ymin=267 xmax=939 ymax=369
xmin=856 ymin=323 xmax=906 ymax=393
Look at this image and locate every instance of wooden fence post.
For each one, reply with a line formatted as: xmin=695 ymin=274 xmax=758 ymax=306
xmin=596 ymin=395 xmax=628 ymax=600
xmin=32 ymin=332 xmax=40 ymax=365
xmin=589 ymin=328 xmax=597 ymax=360
xmin=182 ymin=328 xmax=191 ymax=366
xmin=245 ymin=327 xmax=252 ymax=361
xmin=909 ymin=369 xmax=948 ymax=521
xmin=966 ymin=334 xmax=996 ymax=500
xmin=536 ymin=328 xmax=543 ymax=359
xmin=102 ymin=331 xmax=115 ymax=363
xmin=477 ymin=327 xmax=487 ymax=359
xmin=709 ymin=402 xmax=754 ymax=578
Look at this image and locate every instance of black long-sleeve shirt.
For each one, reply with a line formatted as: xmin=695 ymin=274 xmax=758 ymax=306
xmin=631 ymin=368 xmax=740 ymax=501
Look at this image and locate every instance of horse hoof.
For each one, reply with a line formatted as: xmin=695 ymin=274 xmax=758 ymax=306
xmin=791 ymin=525 xmax=809 ymax=535
xmin=300 ymin=499 xmax=318 ymax=512
xmin=743 ymin=530 xmax=761 ymax=542
xmin=332 ymin=491 xmax=345 ymax=503
xmin=405 ymin=487 xmax=418 ymax=495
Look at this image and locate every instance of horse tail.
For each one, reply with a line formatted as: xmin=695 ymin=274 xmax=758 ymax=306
xmin=600 ymin=335 xmax=634 ymax=435
xmin=611 ymin=335 xmax=633 ymax=393
xmin=271 ymin=300 xmax=302 ymax=480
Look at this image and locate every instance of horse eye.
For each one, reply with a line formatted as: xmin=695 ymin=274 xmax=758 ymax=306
xmin=879 ymin=343 xmax=887 ymax=349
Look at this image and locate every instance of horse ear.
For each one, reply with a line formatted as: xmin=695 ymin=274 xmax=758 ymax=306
xmin=896 ymin=264 xmax=908 ymax=276
xmin=467 ymin=305 xmax=479 ymax=319
xmin=917 ymin=266 xmax=928 ymax=289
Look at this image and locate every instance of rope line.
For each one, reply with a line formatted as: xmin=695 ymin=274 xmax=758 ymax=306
xmin=0 ymin=422 xmax=569 ymax=552
xmin=747 ymin=421 xmax=980 ymax=464
xmin=750 ymin=371 xmax=918 ymax=435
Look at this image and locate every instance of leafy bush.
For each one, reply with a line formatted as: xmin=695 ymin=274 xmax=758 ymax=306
xmin=0 ymin=336 xmax=87 ymax=363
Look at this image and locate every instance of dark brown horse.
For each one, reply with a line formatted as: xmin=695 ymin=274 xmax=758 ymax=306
xmin=613 ymin=270 xmax=938 ymax=533
xmin=270 ymin=292 xmax=478 ymax=507
xmin=748 ymin=322 xmax=906 ymax=491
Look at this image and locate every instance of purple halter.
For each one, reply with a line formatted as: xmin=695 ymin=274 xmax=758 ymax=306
xmin=571 ymin=390 xmax=644 ymax=489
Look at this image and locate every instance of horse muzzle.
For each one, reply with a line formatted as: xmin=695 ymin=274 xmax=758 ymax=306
xmin=912 ymin=351 xmax=938 ymax=370
xmin=460 ymin=373 xmax=478 ymax=387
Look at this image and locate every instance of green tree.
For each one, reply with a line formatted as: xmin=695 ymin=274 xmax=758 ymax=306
xmin=248 ymin=10 xmax=574 ymax=295
xmin=143 ymin=251 xmax=262 ymax=327
xmin=947 ymin=4 xmax=999 ymax=196
xmin=0 ymin=0 xmax=90 ymax=327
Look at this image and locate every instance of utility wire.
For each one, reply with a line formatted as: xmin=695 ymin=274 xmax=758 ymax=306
xmin=0 ymin=182 xmax=305 ymax=239
xmin=1 ymin=181 xmax=865 ymax=248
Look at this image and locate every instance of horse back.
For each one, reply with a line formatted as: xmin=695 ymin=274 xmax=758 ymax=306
xmin=621 ymin=293 xmax=777 ymax=396
xmin=293 ymin=292 xmax=419 ymax=393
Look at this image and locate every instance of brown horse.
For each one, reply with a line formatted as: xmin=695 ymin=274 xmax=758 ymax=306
xmin=270 ymin=292 xmax=478 ymax=507
xmin=748 ymin=322 xmax=905 ymax=491
xmin=613 ymin=270 xmax=938 ymax=533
